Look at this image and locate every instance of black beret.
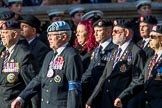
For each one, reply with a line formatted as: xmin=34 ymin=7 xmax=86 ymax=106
xmin=140 ymin=16 xmax=157 ymax=25
xmin=93 ymin=19 xmax=113 ymax=27
xmin=0 ymin=11 xmax=15 ymax=20
xmin=113 ymin=19 xmax=133 ymax=29
xmin=1 ymin=20 xmax=20 ymax=30
xmin=151 ymin=25 xmax=162 ymax=34
xmin=20 ymin=15 xmax=41 ymax=32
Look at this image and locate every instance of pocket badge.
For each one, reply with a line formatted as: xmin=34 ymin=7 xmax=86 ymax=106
xmin=120 ymin=64 xmax=127 ymax=72
xmin=54 ymin=75 xmax=61 ymax=83
xmin=7 ymin=73 xmax=16 ymax=83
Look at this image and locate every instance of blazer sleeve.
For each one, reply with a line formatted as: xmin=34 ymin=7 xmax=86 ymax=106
xmin=86 ymin=62 xmax=109 ymax=106
xmin=66 ymin=54 xmax=83 ymax=108
xmin=119 ymin=69 xmax=145 ymax=103
xmin=20 ymin=52 xmax=38 ymax=85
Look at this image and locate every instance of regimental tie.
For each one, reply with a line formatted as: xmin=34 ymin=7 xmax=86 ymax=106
xmin=3 ymin=50 xmax=10 ymax=68
xmin=140 ymin=40 xmax=145 ymax=49
xmin=95 ymin=45 xmax=102 ymax=59
xmin=113 ymin=48 xmax=122 ymax=68
xmin=147 ymin=53 xmax=158 ymax=80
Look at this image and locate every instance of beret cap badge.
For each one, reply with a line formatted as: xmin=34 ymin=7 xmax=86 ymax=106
xmin=152 ymin=25 xmax=157 ymax=31
xmin=98 ymin=21 xmax=103 ymax=26
xmin=114 ymin=20 xmax=117 ymax=26
xmin=2 ymin=23 xmax=7 ymax=29
xmin=140 ymin=16 xmax=144 ymax=22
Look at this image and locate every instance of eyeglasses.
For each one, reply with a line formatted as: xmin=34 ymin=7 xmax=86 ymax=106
xmin=149 ymin=35 xmax=162 ymax=39
xmin=112 ymin=29 xmax=125 ymax=34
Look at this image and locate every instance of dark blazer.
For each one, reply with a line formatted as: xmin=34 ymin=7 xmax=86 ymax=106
xmin=137 ymin=40 xmax=154 ymax=59
xmin=119 ymin=54 xmax=162 ymax=108
xmin=81 ymin=41 xmax=117 ymax=107
xmin=30 ymin=37 xmax=51 ymax=72
xmin=0 ymin=42 xmax=37 ymax=108
xmin=86 ymin=41 xmax=146 ymax=108
xmin=19 ymin=45 xmax=83 ymax=108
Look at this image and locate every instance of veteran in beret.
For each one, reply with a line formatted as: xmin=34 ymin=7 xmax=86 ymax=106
xmin=0 ymin=20 xmax=37 ymax=108
xmin=86 ymin=19 xmax=146 ymax=108
xmin=114 ymin=24 xmax=162 ymax=108
xmin=11 ymin=21 xmax=83 ymax=108
xmin=137 ymin=15 xmax=157 ymax=60
xmin=81 ymin=19 xmax=117 ymax=108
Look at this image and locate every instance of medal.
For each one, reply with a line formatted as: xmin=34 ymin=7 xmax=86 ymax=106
xmin=7 ymin=73 xmax=16 ymax=83
xmin=54 ymin=75 xmax=61 ymax=83
xmin=47 ymin=69 xmax=54 ymax=78
xmin=120 ymin=64 xmax=127 ymax=72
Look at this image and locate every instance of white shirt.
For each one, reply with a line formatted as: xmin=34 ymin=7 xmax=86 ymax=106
xmin=99 ymin=38 xmax=112 ymax=51
xmin=118 ymin=40 xmax=131 ymax=59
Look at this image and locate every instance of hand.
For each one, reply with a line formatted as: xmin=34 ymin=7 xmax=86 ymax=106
xmin=11 ymin=99 xmax=22 ymax=108
xmin=85 ymin=104 xmax=91 ymax=108
xmin=114 ymin=98 xmax=123 ymax=108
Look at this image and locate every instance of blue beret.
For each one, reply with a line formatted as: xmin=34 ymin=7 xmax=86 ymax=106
xmin=47 ymin=21 xmax=71 ymax=32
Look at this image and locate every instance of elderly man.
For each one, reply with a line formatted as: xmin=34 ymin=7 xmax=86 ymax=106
xmin=0 ymin=20 xmax=37 ymax=108
xmin=85 ymin=19 xmax=145 ymax=108
xmin=11 ymin=21 xmax=83 ymax=108
xmin=137 ymin=15 xmax=157 ymax=59
xmin=114 ymin=24 xmax=162 ymax=108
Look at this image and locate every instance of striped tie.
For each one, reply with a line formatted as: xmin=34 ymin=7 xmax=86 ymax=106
xmin=3 ymin=50 xmax=10 ymax=68
xmin=113 ymin=48 xmax=122 ymax=68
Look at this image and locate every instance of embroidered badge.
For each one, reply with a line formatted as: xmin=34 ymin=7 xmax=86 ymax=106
xmin=120 ymin=64 xmax=127 ymax=72
xmin=54 ymin=75 xmax=61 ymax=83
xmin=7 ymin=73 xmax=16 ymax=83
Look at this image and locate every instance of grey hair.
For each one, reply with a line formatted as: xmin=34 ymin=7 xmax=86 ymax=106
xmin=58 ymin=30 xmax=72 ymax=41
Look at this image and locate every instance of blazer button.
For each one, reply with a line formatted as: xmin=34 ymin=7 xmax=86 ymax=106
xmin=144 ymin=91 xmax=147 ymax=94
xmin=41 ymin=98 xmax=43 ymax=101
xmin=106 ymin=89 xmax=109 ymax=92
xmin=50 ymin=80 xmax=53 ymax=82
xmin=46 ymin=89 xmax=49 ymax=92
xmin=145 ymin=101 xmax=148 ymax=104
xmin=108 ymin=80 xmax=110 ymax=82
xmin=47 ymin=101 xmax=49 ymax=104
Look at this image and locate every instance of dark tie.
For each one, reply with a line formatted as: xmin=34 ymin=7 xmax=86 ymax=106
xmin=140 ymin=40 xmax=145 ymax=49
xmin=95 ymin=45 xmax=102 ymax=59
xmin=147 ymin=54 xmax=158 ymax=80
xmin=3 ymin=50 xmax=10 ymax=68
xmin=113 ymin=48 xmax=122 ymax=68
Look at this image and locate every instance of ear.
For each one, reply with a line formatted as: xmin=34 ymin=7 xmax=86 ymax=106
xmin=124 ymin=28 xmax=130 ymax=37
xmin=32 ymin=27 xmax=37 ymax=33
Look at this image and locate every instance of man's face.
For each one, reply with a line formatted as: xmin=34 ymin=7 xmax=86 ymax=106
xmin=94 ymin=26 xmax=112 ymax=43
xmin=47 ymin=32 xmax=64 ymax=50
xmin=1 ymin=29 xmax=15 ymax=48
xmin=9 ymin=2 xmax=22 ymax=15
xmin=20 ymin=23 xmax=33 ymax=38
xmin=139 ymin=22 xmax=151 ymax=38
xmin=137 ymin=5 xmax=151 ymax=16
xmin=149 ymin=31 xmax=162 ymax=50
xmin=112 ymin=26 xmax=127 ymax=45
xmin=76 ymin=24 xmax=88 ymax=46
xmin=72 ymin=12 xmax=84 ymax=25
